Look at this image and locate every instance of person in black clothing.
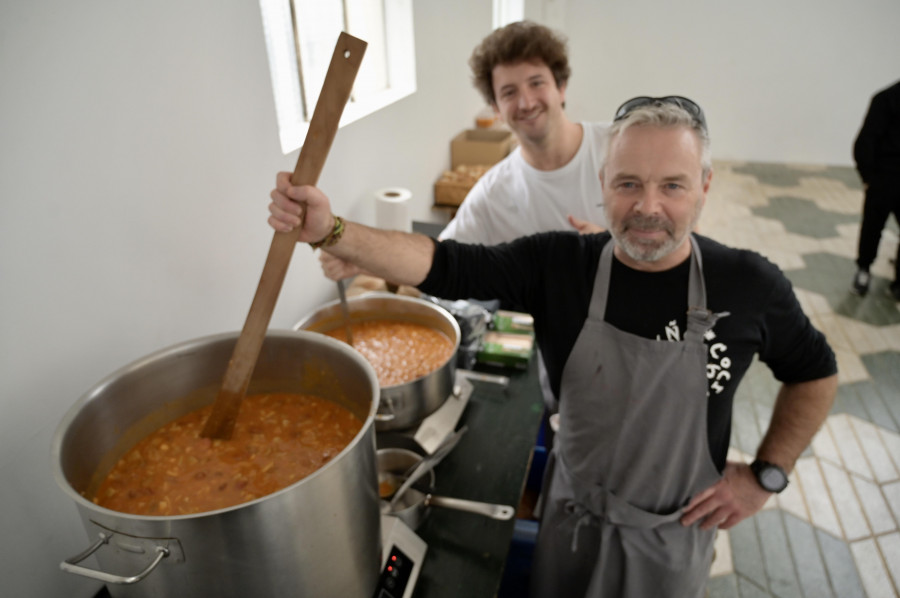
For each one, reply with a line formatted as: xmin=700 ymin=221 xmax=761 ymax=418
xmin=267 ymin=99 xmax=838 ymax=597
xmin=851 ymin=80 xmax=900 ymax=300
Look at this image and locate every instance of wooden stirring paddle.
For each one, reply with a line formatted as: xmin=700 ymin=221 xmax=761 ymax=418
xmin=201 ymin=32 xmax=367 ymax=440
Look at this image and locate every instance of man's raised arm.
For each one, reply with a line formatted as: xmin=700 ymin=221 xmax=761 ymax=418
xmin=268 ymin=171 xmax=435 ymax=286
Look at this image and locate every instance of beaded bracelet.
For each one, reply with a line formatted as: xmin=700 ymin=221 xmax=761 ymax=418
xmin=309 ymin=215 xmax=345 ymax=250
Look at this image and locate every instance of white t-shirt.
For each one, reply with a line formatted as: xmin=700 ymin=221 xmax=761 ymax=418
xmin=439 ymin=121 xmax=609 ymax=243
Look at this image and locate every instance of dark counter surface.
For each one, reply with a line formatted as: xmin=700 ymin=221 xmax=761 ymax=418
xmin=394 ymin=220 xmax=545 ymax=598
xmin=383 ymin=358 xmax=545 ymax=598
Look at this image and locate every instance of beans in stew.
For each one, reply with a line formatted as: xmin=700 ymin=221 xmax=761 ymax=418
xmin=323 ymin=320 xmax=454 ymax=387
xmin=92 ymin=393 xmax=361 ymax=516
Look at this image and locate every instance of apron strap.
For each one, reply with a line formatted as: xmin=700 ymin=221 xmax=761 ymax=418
xmin=684 ymin=236 xmax=731 ymax=342
xmin=589 ymin=235 xmax=711 ymax=331
xmin=686 ymin=235 xmax=705 ymax=311
xmin=586 ymin=240 xmax=616 ymax=321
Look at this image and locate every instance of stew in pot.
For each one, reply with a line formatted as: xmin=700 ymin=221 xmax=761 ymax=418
xmin=323 ymin=320 xmax=454 ymax=387
xmin=92 ymin=392 xmax=361 ymax=516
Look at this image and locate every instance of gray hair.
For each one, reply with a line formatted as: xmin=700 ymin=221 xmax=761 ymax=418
xmin=601 ymin=103 xmax=712 ymax=180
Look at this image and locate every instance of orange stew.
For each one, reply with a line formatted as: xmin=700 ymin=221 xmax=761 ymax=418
xmin=93 ymin=393 xmax=361 ymax=516
xmin=323 ymin=320 xmax=455 ymax=386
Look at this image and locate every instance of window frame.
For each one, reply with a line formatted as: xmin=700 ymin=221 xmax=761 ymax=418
xmin=259 ymin=0 xmax=416 ymax=154
xmin=493 ymin=0 xmax=524 ymax=29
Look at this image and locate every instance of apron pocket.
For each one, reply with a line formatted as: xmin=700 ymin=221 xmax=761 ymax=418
xmin=618 ymin=521 xmax=715 ymax=593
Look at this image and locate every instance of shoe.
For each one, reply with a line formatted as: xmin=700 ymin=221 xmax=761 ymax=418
xmin=851 ymin=269 xmax=870 ymax=296
xmin=890 ymin=283 xmax=900 ymax=302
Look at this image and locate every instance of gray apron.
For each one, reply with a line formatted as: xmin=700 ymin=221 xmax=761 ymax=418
xmin=530 ymin=235 xmax=727 ymax=598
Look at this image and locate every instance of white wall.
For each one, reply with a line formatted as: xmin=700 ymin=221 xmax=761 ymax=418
xmin=0 ymin=1 xmax=488 ymax=595
xmin=2 ymin=0 xmax=897 ymax=595
xmin=557 ymin=0 xmax=900 ymax=165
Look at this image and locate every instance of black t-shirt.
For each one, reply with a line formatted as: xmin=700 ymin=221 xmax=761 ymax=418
xmin=419 ymin=232 xmax=837 ymax=471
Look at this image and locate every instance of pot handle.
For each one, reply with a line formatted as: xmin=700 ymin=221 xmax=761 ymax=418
xmin=60 ymin=532 xmax=169 ymax=585
xmin=426 ymin=495 xmax=516 ymax=520
xmin=456 ymin=369 xmax=509 ymax=388
xmin=375 ymin=396 xmax=398 ymax=422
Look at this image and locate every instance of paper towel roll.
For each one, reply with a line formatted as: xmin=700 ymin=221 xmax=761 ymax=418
xmin=374 ymin=188 xmax=413 ymax=232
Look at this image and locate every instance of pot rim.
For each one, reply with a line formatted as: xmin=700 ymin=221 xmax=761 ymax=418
xmin=51 ymin=328 xmax=380 ymax=521
xmin=292 ymin=292 xmax=462 ymax=389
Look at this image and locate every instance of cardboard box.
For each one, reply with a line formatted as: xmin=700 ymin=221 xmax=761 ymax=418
xmin=451 ymin=129 xmax=513 ymax=169
xmin=433 ymin=164 xmax=490 ymax=207
xmin=433 ymin=178 xmax=472 ymax=207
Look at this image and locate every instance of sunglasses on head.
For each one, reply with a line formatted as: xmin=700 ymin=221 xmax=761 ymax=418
xmin=613 ymin=96 xmax=707 ymax=131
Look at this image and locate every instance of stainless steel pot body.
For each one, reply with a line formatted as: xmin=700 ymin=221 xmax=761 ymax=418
xmin=52 ymin=330 xmax=381 ymax=598
xmin=294 ymin=293 xmax=461 ymax=431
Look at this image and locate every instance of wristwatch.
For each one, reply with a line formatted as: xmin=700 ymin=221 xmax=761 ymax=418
xmin=750 ymin=459 xmax=789 ymax=493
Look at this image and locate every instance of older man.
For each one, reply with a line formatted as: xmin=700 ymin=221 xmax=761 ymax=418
xmin=268 ymin=98 xmax=837 ymax=598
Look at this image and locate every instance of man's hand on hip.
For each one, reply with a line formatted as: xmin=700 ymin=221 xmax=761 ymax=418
xmin=680 ymin=461 xmax=771 ymax=530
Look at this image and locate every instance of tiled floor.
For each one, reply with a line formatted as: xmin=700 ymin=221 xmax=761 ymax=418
xmin=702 ymin=161 xmax=900 ymax=598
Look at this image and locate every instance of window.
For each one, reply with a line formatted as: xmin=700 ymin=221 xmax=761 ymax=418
xmin=493 ymin=0 xmax=524 ymax=29
xmin=259 ymin=0 xmax=416 ymax=154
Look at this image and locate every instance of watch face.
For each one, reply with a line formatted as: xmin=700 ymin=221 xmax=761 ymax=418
xmin=759 ymin=465 xmax=788 ymax=492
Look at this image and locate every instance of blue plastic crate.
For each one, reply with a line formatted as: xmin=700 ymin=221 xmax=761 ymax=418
xmin=498 ymin=519 xmax=538 ymax=597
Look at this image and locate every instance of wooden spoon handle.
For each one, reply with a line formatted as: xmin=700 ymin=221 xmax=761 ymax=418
xmin=201 ymin=32 xmax=367 ymax=439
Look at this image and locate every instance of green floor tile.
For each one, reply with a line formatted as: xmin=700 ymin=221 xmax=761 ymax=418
xmin=784 ymin=253 xmax=900 ymax=326
xmin=783 ymin=513 xmax=834 ymax=598
xmin=756 ymin=510 xmax=803 ymax=598
xmin=865 ymin=351 xmax=900 ymax=386
xmin=707 ymin=574 xmax=740 ymax=598
xmin=819 ymin=165 xmax=865 ymax=190
xmin=730 ymin=517 xmax=767 ymax=585
xmin=853 ymin=381 xmax=899 ymax=433
xmin=736 ymin=575 xmax=774 ymax=598
xmin=731 ymin=163 xmax=862 ymax=190
xmin=852 ymin=353 xmax=900 ymax=432
xmin=815 ymin=530 xmax=866 ymax=598
xmin=752 ymin=196 xmax=859 ymax=239
xmin=832 ymin=384 xmax=873 ymax=423
xmin=864 ymin=352 xmax=900 ymax=430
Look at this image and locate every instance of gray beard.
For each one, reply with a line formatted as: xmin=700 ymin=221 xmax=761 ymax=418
xmin=610 ymin=214 xmax=692 ymax=263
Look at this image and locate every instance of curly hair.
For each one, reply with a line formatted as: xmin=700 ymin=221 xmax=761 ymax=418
xmin=469 ymin=21 xmax=571 ymax=106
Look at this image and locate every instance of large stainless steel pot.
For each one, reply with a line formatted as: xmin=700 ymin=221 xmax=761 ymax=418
xmin=294 ymin=293 xmax=461 ymax=431
xmin=52 ymin=330 xmax=381 ymax=598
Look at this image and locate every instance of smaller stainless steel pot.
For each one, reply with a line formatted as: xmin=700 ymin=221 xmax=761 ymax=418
xmin=377 ymin=448 xmax=435 ymax=499
xmin=376 ymin=448 xmax=515 ymax=530
xmin=295 ymin=293 xmax=461 ymax=431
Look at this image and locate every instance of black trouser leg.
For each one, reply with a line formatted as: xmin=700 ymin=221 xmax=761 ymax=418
xmin=856 ymin=184 xmax=894 ymax=271
xmin=892 ymin=211 xmax=900 ymax=285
